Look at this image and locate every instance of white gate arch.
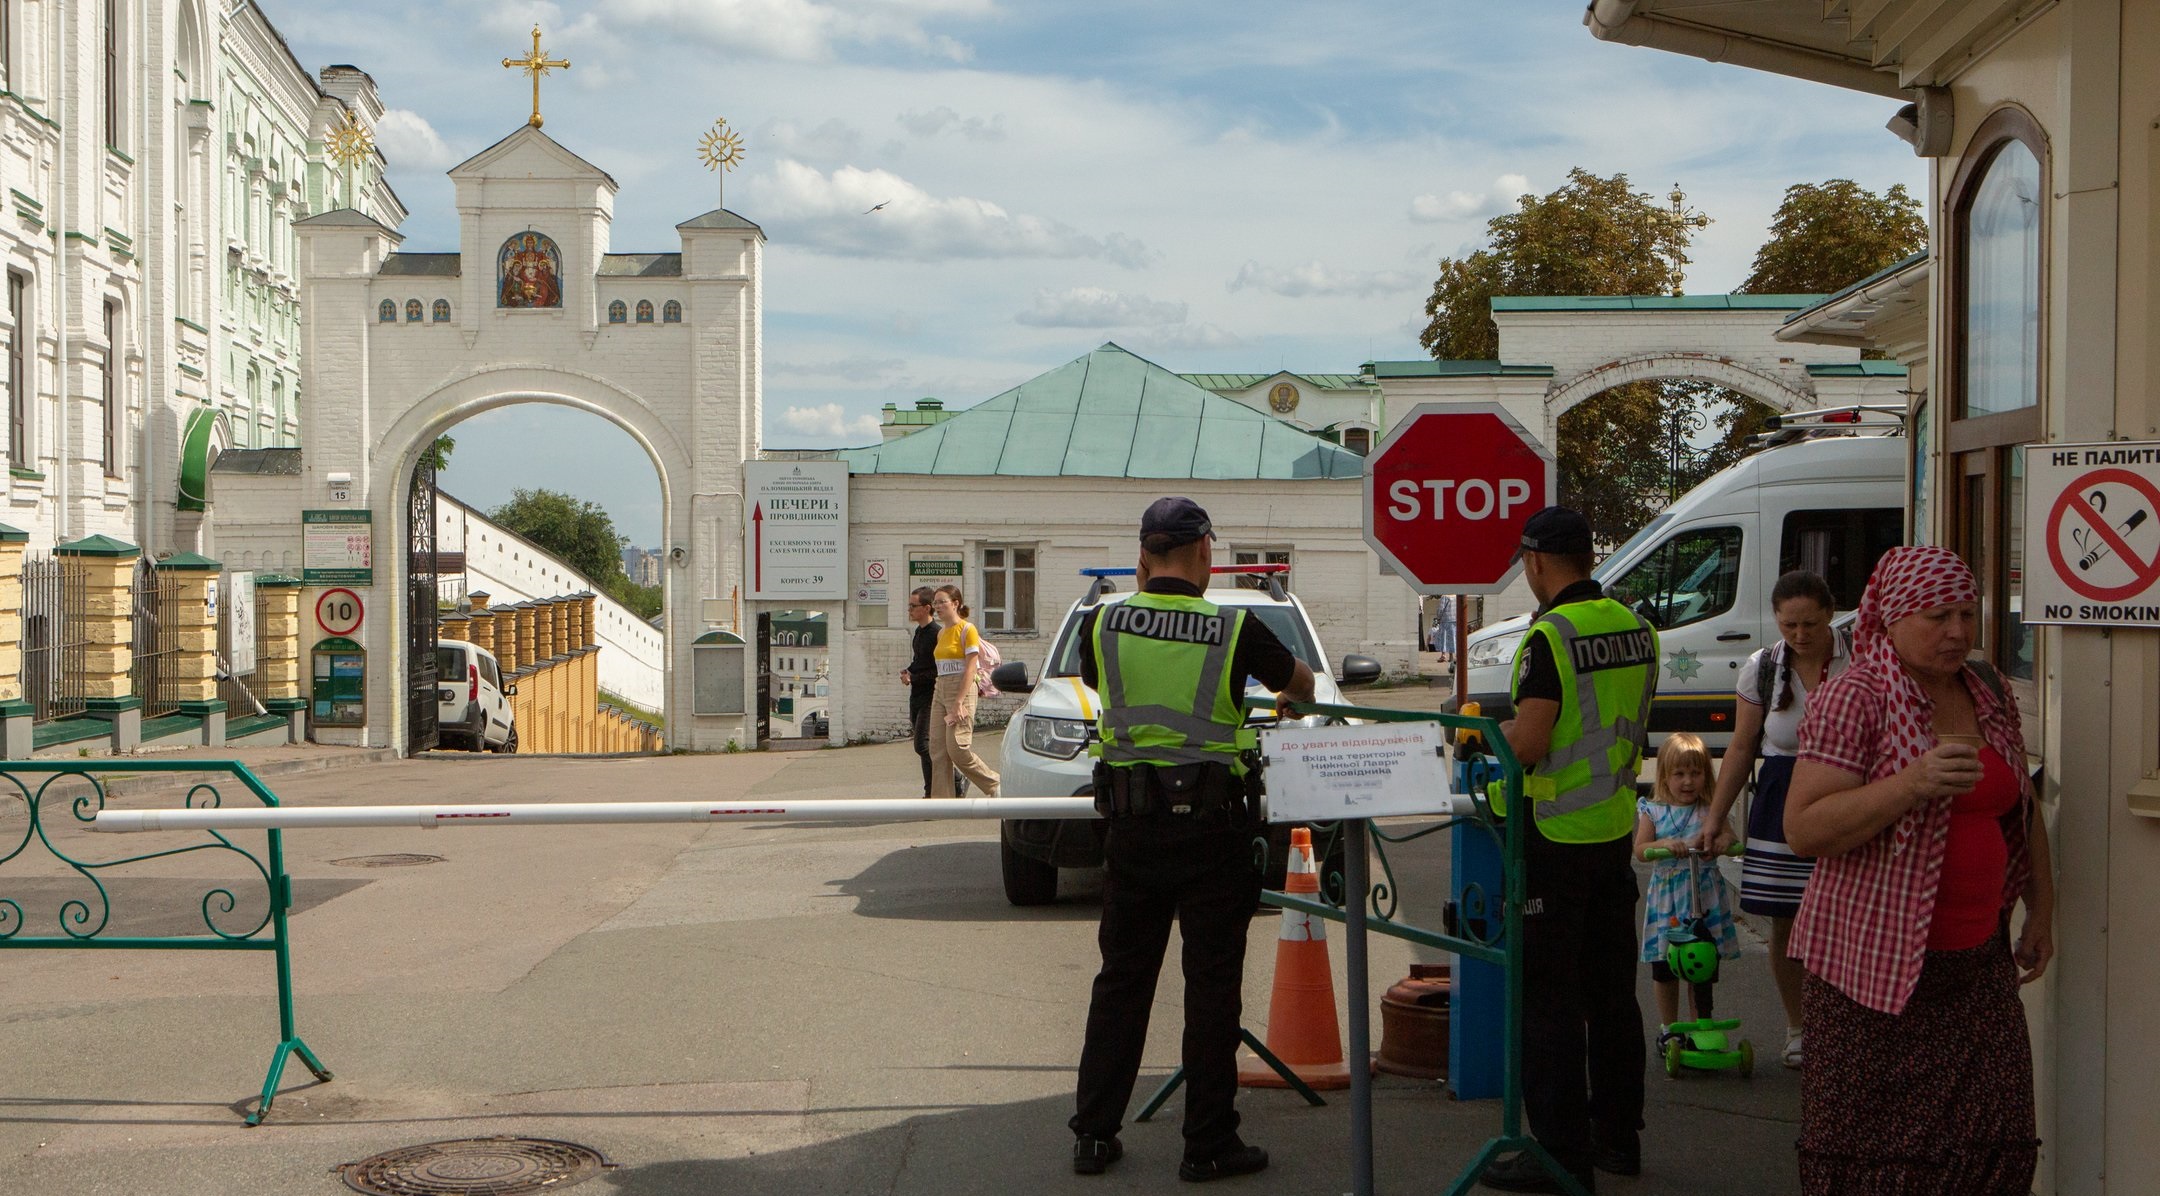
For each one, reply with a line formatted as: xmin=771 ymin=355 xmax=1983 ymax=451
xmin=1542 ymin=351 xmax=1817 ymax=421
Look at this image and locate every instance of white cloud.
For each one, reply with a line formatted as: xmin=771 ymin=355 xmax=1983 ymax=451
xmin=780 ymin=402 xmax=883 ymax=442
xmin=763 ymin=117 xmax=865 ymax=163
xmin=1408 ymin=172 xmax=1530 ymax=224
xmin=611 ymin=0 xmax=986 ymax=63
xmin=375 ymin=108 xmax=454 ymax=170
xmin=1015 ymin=287 xmax=1186 ymax=328
xmin=897 ymin=105 xmax=1007 ymax=141
xmin=1121 ymin=323 xmax=1242 ymax=352
xmin=750 ymin=160 xmax=1153 ymax=266
xmin=773 ymin=353 xmax=908 ymax=378
xmin=1227 ymin=260 xmax=1421 ymax=299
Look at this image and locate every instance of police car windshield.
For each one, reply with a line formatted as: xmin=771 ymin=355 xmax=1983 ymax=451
xmin=1047 ymin=599 xmax=1322 ymax=678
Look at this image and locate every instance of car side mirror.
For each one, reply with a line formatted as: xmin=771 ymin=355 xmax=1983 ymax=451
xmin=503 ymin=684 xmax=517 ymax=696
xmin=990 ymin=661 xmax=1034 ymax=693
xmin=1340 ymin=654 xmax=1382 ymax=686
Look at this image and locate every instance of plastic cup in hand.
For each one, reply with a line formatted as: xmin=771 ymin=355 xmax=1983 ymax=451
xmin=1937 ymin=733 xmax=1986 ymax=797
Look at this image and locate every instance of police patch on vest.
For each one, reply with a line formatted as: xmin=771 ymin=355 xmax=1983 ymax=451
xmin=1566 ymin=627 xmax=1655 ymax=673
xmin=1103 ymin=603 xmax=1229 ymax=645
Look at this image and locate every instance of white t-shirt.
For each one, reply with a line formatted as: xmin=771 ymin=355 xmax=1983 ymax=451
xmin=1735 ymin=633 xmax=1851 ymax=757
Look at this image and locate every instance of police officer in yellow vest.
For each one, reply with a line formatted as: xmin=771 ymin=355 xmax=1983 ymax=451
xmin=1481 ymin=506 xmax=1659 ymax=1195
xmin=1070 ymin=497 xmax=1315 ymax=1183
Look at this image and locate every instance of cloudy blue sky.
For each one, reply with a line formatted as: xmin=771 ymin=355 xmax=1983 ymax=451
xmin=265 ymin=0 xmax=1923 ymax=546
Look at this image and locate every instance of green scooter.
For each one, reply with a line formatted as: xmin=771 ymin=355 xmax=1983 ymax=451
xmin=1642 ymin=844 xmax=1753 ymax=1080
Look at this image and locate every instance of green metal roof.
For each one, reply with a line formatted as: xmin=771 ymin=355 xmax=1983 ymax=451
xmin=1782 ymin=252 xmax=1930 ymax=325
xmin=1804 ymin=360 xmax=1909 ymax=377
xmin=1180 ymin=372 xmax=1374 ymax=392
xmin=1361 ymin=360 xmax=1556 ymax=379
xmin=1489 ymin=294 xmax=1823 ymax=312
xmin=842 ymin=344 xmax=1364 ymax=480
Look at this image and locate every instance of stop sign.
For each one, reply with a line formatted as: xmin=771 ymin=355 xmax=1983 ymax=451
xmin=1363 ymin=401 xmax=1556 ymax=594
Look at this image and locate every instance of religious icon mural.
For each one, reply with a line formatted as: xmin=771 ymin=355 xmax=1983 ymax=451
xmin=497 ymin=231 xmax=563 ymax=308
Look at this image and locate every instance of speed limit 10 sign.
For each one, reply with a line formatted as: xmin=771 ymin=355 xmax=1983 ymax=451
xmin=316 ymin=588 xmax=365 ymax=636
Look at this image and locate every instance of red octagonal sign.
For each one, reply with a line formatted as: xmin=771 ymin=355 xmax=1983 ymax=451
xmin=1364 ymin=402 xmax=1556 ymax=594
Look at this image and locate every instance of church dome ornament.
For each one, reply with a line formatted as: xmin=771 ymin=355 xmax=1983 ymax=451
xmin=502 ymin=25 xmax=570 ymax=129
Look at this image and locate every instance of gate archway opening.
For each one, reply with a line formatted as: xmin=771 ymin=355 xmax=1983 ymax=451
xmin=1555 ymin=369 xmax=1780 ymax=549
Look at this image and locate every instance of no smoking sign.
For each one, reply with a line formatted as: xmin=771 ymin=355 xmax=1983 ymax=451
xmin=2025 ymin=442 xmax=2160 ymax=626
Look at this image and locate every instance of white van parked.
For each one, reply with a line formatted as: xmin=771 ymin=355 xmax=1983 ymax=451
xmin=1460 ymin=415 xmax=1905 ymax=750
xmin=436 ymin=640 xmax=518 ymax=752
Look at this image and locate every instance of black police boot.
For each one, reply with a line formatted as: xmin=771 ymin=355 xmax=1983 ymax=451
xmin=1178 ymin=1142 xmax=1267 ymax=1183
xmin=1592 ymin=1128 xmax=1640 ymax=1176
xmin=1479 ymin=1149 xmax=1594 ymax=1193
xmin=1072 ymin=1134 xmax=1122 ymax=1176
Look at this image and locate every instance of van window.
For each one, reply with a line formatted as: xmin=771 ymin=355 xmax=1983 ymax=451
xmin=480 ymin=655 xmax=499 ymax=688
xmin=1780 ymin=509 xmax=1902 ymax=609
xmin=434 ymin=645 xmax=465 ymax=677
xmin=1605 ymin=526 xmax=1743 ymax=630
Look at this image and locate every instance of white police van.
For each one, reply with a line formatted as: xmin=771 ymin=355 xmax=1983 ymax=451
xmin=989 ymin=566 xmax=1380 ymax=905
xmin=1459 ymin=410 xmax=1905 ymax=750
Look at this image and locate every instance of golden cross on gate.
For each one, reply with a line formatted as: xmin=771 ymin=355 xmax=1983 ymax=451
xmin=502 ymin=26 xmax=570 ymax=129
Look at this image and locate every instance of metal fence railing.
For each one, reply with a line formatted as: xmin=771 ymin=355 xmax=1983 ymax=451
xmin=130 ymin=558 xmax=185 ymax=721
xmin=217 ymin=572 xmax=269 ymax=717
xmin=21 ymin=553 xmax=89 ymax=723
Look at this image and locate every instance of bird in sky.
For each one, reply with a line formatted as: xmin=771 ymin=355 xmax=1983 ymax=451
xmin=863 ymin=200 xmax=891 ymax=214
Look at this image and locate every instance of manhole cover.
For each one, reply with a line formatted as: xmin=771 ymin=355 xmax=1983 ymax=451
xmin=329 ymin=854 xmax=446 ymax=868
xmin=338 ymin=1137 xmax=612 ymax=1195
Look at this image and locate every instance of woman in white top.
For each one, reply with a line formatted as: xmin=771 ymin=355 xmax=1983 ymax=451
xmin=1699 ymin=570 xmax=1851 ymax=1070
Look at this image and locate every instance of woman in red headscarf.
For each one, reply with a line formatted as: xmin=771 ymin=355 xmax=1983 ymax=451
xmin=1783 ymin=546 xmax=2054 ymax=1195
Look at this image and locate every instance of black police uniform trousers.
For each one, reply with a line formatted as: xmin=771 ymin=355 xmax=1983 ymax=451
xmin=1518 ymin=825 xmax=1645 ymax=1173
xmin=1070 ymin=808 xmax=1261 ymax=1159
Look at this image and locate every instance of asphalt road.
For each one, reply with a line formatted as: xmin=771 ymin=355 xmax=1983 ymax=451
xmin=0 ymin=718 xmax=1803 ymax=1195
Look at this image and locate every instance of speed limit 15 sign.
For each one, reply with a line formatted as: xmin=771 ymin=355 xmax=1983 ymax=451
xmin=316 ymin=588 xmax=365 ymax=636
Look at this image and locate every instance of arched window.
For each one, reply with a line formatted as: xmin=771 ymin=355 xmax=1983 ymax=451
xmin=662 ymin=300 xmax=682 ymax=323
xmin=607 ymin=300 xmax=626 ymax=324
xmin=432 ymin=299 xmax=451 ymax=323
xmin=496 ymin=231 xmax=563 ymax=308
xmin=271 ymin=378 xmax=285 ymax=436
xmin=405 ymin=298 xmax=422 ymax=322
xmin=379 ymin=299 xmax=396 ymax=322
xmin=635 ymin=299 xmax=654 ymax=324
xmin=1946 ymin=107 xmax=2046 ymax=686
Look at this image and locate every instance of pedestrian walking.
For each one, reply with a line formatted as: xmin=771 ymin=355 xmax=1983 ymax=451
xmin=1635 ymin=733 xmax=1739 ymax=1043
xmin=1696 ymin=570 xmax=1850 ymax=1068
xmin=927 ymin=585 xmax=999 ymax=799
xmin=1480 ymin=505 xmax=1658 ymax=1194
xmin=1784 ymin=546 xmax=2054 ymax=1196
xmin=902 ymin=586 xmax=939 ymax=798
xmin=1069 ymin=496 xmax=1315 ymax=1183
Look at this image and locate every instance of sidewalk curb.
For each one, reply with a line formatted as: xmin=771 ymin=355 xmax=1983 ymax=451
xmin=79 ymin=748 xmax=403 ymax=800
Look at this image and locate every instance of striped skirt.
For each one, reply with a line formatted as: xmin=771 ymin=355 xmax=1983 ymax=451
xmin=1740 ymin=756 xmax=1815 ymax=917
xmin=1797 ymin=932 xmax=2038 ymax=1195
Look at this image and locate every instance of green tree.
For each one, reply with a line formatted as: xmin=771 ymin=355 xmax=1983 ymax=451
xmin=603 ymin=575 xmax=662 ymax=621
xmin=420 ymin=434 xmax=456 ymax=474
xmin=1738 ymin=180 xmax=1927 ymax=294
xmin=1418 ymin=168 xmax=1693 ymax=358
xmin=489 ymin=488 xmax=629 ymax=589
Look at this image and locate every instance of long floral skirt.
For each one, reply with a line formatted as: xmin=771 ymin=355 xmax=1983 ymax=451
xmin=1797 ymin=931 xmax=2038 ymax=1195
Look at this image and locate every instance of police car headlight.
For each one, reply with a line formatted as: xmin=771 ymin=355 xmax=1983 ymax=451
xmin=1021 ymin=716 xmax=1091 ymax=760
xmin=1466 ymin=634 xmax=1516 ymax=671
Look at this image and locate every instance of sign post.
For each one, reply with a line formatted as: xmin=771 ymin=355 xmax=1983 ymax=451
xmin=2024 ymin=441 xmax=2160 ymax=627
xmin=1364 ymin=402 xmax=1556 ymax=596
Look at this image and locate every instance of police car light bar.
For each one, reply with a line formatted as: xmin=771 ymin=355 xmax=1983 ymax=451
xmin=1077 ymin=565 xmax=1290 ymax=578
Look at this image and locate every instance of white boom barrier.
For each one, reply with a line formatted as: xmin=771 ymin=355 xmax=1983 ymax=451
xmin=91 ymin=797 xmax=1101 ymax=834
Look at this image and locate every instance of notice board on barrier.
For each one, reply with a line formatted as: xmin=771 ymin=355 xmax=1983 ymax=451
xmin=1260 ymin=722 xmax=1454 ymax=822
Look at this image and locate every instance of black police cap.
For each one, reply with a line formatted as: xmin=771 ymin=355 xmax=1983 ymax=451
xmin=1519 ymin=506 xmax=1594 ymax=556
xmin=1139 ymin=496 xmax=1216 ymax=549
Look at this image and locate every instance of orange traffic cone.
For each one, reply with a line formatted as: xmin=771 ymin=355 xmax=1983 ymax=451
xmin=1239 ymin=827 xmax=1354 ymax=1090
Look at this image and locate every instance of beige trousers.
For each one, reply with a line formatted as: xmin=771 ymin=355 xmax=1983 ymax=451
xmin=930 ymin=673 xmax=1000 ymax=798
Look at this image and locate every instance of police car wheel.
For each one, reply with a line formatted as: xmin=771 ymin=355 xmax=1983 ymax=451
xmin=1001 ymin=837 xmax=1058 ymax=905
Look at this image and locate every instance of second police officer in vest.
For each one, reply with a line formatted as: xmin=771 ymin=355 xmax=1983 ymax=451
xmin=1069 ymin=497 xmax=1316 ymax=1183
xmin=1480 ymin=506 xmax=1659 ymax=1195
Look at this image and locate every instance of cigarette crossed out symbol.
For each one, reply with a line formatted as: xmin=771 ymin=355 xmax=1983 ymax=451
xmin=2047 ymin=468 xmax=2160 ymax=603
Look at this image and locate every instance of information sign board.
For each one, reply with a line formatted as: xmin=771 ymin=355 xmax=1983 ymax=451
xmin=2023 ymin=441 xmax=2160 ymax=627
xmin=1259 ymin=722 xmax=1455 ymax=822
xmin=228 ymin=571 xmax=256 ymax=676
xmin=303 ymin=510 xmax=374 ymax=584
xmin=745 ymin=462 xmax=848 ymax=600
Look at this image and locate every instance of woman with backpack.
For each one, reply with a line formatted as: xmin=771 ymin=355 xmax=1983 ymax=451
xmin=928 ymin=584 xmax=1000 ymax=799
xmin=1697 ymin=570 xmax=1849 ymax=1070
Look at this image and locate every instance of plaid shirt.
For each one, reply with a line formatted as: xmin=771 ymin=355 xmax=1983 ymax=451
xmin=1789 ymin=665 xmax=2035 ymax=1014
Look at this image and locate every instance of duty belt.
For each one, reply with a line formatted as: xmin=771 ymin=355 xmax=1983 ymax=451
xmin=1093 ymin=761 xmax=1244 ymax=820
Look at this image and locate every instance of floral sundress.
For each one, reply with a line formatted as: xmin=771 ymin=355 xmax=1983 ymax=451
xmin=1638 ymin=798 xmax=1742 ymax=965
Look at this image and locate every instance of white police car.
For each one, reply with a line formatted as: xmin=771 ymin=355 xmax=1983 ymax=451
xmin=988 ymin=566 xmax=1380 ymax=905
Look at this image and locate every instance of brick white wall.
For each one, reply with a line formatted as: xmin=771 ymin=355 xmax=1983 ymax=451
xmin=832 ymin=474 xmax=1424 ymax=743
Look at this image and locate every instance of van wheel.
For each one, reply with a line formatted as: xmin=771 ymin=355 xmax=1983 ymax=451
xmin=1001 ymin=838 xmax=1058 ymax=906
xmin=499 ymin=726 xmax=518 ymax=755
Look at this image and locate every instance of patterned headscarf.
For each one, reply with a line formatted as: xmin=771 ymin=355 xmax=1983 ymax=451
xmin=1849 ymin=546 xmax=2021 ymax=774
